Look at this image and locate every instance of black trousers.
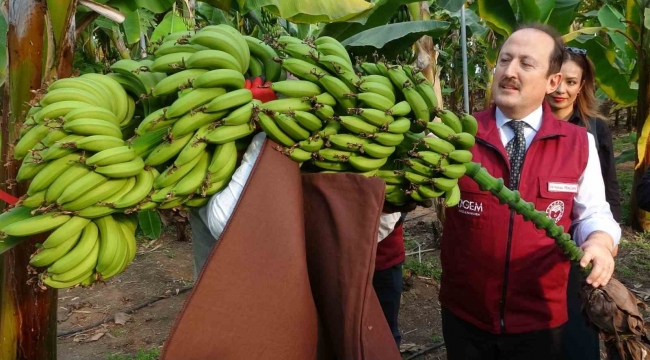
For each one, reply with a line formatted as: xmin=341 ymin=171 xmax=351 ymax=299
xmin=562 ymin=263 xmax=601 ymax=359
xmin=441 ymin=307 xmax=565 ymax=360
xmin=372 ymin=262 xmax=403 ymax=349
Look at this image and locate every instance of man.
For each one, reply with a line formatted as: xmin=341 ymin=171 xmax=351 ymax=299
xmin=439 ymin=23 xmax=620 ymax=360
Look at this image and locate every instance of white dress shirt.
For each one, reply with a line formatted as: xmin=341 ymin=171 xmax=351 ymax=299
xmin=495 ymin=106 xmax=621 ymax=247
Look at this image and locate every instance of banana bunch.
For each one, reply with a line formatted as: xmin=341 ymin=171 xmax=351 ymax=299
xmin=0 ymin=209 xmax=138 ymax=289
xmin=391 ymin=111 xmax=478 ymax=207
xmin=253 ymin=34 xmax=482 ymax=208
xmin=124 ymin=25 xmax=273 ymax=211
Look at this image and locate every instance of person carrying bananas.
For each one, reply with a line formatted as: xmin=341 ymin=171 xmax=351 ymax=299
xmin=438 ymin=23 xmax=621 ymax=360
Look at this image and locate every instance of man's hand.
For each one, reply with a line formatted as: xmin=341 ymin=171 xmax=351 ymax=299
xmin=580 ymin=231 xmax=616 ymax=288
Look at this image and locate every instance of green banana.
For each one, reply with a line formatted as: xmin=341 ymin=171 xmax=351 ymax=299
xmin=174 ymin=124 xmax=211 ymax=166
xmin=95 ymin=215 xmax=121 ymax=274
xmin=338 ymin=115 xmax=379 ymax=135
xmin=256 ymin=111 xmax=294 ymax=147
xmin=244 ymin=36 xmax=281 ymax=81
xmin=358 ymin=81 xmax=396 ymax=103
xmin=154 ymin=153 xmax=203 ymax=189
xmin=204 ymin=89 xmax=252 ymax=113
xmin=14 ymin=124 xmax=51 ymax=160
xmin=47 ymin=220 xmax=99 ymax=274
xmin=145 ymin=132 xmax=194 ymax=166
xmin=152 ymin=69 xmax=208 ymax=96
xmin=426 ymin=121 xmax=457 ymax=139
xmin=150 ymin=52 xmax=193 ymax=72
xmin=192 ymin=69 xmax=246 ymax=89
xmin=292 ymin=111 xmax=323 ymax=132
xmin=204 ymin=122 xmax=256 ymax=144
xmin=33 ymin=101 xmax=94 ymax=124
xmin=420 ymin=136 xmax=455 ymax=155
xmin=2 ymin=212 xmax=72 ymax=237
xmin=270 ymin=80 xmax=322 ymax=98
xmin=259 ymin=98 xmax=313 ymax=113
xmin=171 ymin=110 xmax=229 ymax=138
xmin=278 ymin=58 xmax=328 ymax=83
xmin=85 ymin=146 xmax=137 ymax=166
xmin=351 ymin=92 xmax=394 ymax=112
xmin=42 ymin=216 xmax=91 ymax=249
xmin=166 ymin=87 xmax=227 ymax=118
xmin=63 ymin=119 xmax=123 ymax=138
xmin=112 ymin=168 xmax=155 ymax=209
xmin=73 ymin=135 xmax=126 ymax=152
xmin=27 ymin=153 xmax=81 ymax=195
xmin=94 ymin=157 xmax=145 ymax=178
xmin=273 ymin=112 xmax=311 ymax=141
xmin=448 ymin=132 xmax=476 ymax=150
xmin=438 ymin=163 xmax=467 ymax=179
xmin=319 ymin=75 xmax=356 ymax=109
xmin=349 ymin=108 xmax=394 ymax=127
xmin=44 ymin=164 xmax=91 ymax=204
xmin=57 ymin=171 xmax=109 ymax=204
xmin=172 ymin=150 xmax=211 ymax=196
xmin=388 ymin=101 xmax=411 ymax=117
xmin=436 ymin=109 xmax=463 ymax=134
xmin=29 ymin=232 xmax=80 ymax=268
xmin=449 ymin=149 xmax=473 ymax=163
xmin=61 ymin=178 xmax=128 ymax=211
xmin=460 ymin=113 xmax=478 ymax=137
xmin=444 ymin=184 xmax=461 ymax=206
xmin=63 ymin=106 xmax=120 ymax=125
xmin=184 ymin=48 xmax=242 ymax=73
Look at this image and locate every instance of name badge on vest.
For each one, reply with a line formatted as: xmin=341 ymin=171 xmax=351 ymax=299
xmin=548 ymin=182 xmax=579 ymax=193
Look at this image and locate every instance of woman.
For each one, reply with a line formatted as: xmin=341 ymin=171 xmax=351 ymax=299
xmin=545 ymin=46 xmax=622 ymax=360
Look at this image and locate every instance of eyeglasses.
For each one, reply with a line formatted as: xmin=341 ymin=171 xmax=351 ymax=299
xmin=565 ymin=46 xmax=587 ymax=55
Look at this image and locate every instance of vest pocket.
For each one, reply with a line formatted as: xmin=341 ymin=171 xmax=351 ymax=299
xmin=534 ymin=176 xmax=579 ymax=232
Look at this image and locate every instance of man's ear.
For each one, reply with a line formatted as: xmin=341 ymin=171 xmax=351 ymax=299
xmin=547 ymin=73 xmax=562 ymax=94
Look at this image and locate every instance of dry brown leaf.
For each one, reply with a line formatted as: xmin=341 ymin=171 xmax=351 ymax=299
xmin=87 ymin=332 xmax=105 ymax=342
xmin=114 ymin=312 xmax=131 ymax=325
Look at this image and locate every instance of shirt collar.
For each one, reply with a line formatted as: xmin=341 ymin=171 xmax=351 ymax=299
xmin=495 ymin=105 xmax=543 ymax=132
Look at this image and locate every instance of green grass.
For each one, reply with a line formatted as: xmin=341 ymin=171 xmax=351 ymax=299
xmin=614 ymin=235 xmax=650 ymax=284
xmin=106 ymin=348 xmax=160 ymax=360
xmin=618 ymin=169 xmax=634 ymax=224
xmin=613 ymin=132 xmax=636 ymax=153
xmin=403 ymin=256 xmax=442 ymax=280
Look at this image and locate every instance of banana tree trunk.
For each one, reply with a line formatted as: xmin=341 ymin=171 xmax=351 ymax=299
xmin=0 ymin=0 xmax=77 ymax=358
xmin=630 ymin=26 xmax=650 ymax=231
xmin=407 ymin=2 xmax=447 ymax=225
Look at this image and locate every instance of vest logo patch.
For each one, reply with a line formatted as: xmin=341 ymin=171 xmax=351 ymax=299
xmin=548 ymin=182 xmax=578 ymax=193
xmin=546 ymin=200 xmax=565 ymax=223
xmin=458 ymin=198 xmax=483 ymax=217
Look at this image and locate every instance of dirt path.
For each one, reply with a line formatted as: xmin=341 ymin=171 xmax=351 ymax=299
xmin=57 ymin=204 xmax=649 ymax=360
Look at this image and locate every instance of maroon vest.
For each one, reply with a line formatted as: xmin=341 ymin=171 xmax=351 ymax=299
xmin=439 ymin=102 xmax=589 ymax=334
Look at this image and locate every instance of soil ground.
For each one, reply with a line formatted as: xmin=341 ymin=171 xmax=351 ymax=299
xmin=57 ymin=126 xmax=650 ymax=360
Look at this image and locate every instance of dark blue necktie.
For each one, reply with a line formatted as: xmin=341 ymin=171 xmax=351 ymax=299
xmin=505 ymin=121 xmax=527 ymax=189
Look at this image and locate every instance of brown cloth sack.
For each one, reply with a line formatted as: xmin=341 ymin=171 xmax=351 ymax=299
xmin=161 ymin=139 xmax=401 ymax=360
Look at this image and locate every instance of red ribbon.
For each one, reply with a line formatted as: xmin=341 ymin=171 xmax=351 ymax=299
xmin=0 ymin=189 xmax=18 ymax=205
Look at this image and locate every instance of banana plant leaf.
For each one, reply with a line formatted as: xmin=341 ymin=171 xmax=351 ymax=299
xmin=201 ymin=0 xmax=374 ymax=24
xmin=317 ymin=0 xmax=421 ymax=42
xmin=0 ymin=237 xmax=26 ymax=256
xmin=196 ymin=2 xmax=235 ymax=27
xmin=341 ymin=20 xmax=451 ymax=59
xmin=122 ymin=10 xmax=143 ymax=44
xmin=438 ymin=0 xmax=467 ymax=12
xmin=45 ymin=0 xmax=75 ymax=52
xmin=535 ymin=0 xmax=555 ymax=24
xmin=567 ymin=36 xmax=637 ymax=105
xmin=151 ymin=11 xmax=192 ymax=44
xmin=598 ymin=4 xmax=636 ymax=66
xmin=645 ymin=7 xmax=650 ymax=30
xmin=477 ymin=0 xmax=517 ymax=36
xmin=626 ymin=0 xmax=641 ymax=40
xmin=516 ymin=0 xmax=540 ymax=24
xmin=139 ymin=210 xmax=162 ymax=240
xmin=545 ymin=0 xmax=581 ymax=34
xmin=134 ymin=0 xmax=175 ymax=13
xmin=636 ymin=113 xmax=650 ymax=170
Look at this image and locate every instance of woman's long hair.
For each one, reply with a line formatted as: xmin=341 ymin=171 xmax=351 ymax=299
xmin=565 ymin=50 xmax=607 ymax=124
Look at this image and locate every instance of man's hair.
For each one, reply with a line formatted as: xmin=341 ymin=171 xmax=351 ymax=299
xmin=512 ymin=23 xmax=565 ymax=76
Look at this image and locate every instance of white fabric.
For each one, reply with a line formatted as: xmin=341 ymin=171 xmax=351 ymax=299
xmin=377 ymin=212 xmax=401 ymax=243
xmin=495 ymin=106 xmax=621 ymax=247
xmin=199 ymin=132 xmax=267 ymax=240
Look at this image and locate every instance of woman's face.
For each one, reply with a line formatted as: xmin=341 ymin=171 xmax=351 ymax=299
xmin=546 ymin=60 xmax=584 ymax=112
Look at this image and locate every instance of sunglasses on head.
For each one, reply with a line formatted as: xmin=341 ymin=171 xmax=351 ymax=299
xmin=565 ymin=46 xmax=587 ymax=55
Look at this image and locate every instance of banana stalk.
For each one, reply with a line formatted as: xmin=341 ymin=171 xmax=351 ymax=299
xmin=464 ymin=162 xmax=588 ymax=271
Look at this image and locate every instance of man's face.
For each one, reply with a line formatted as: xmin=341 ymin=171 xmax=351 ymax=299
xmin=491 ymin=29 xmax=561 ymax=119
